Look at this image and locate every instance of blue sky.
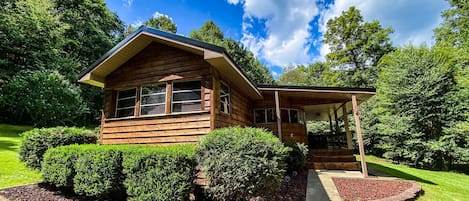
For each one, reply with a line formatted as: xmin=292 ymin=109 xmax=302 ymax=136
xmin=105 ymin=0 xmax=449 ymax=79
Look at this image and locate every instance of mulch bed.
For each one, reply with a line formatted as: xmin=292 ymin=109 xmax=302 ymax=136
xmin=332 ymin=177 xmax=421 ymax=201
xmin=261 ymin=170 xmax=308 ymax=201
xmin=0 ymin=183 xmax=94 ymax=201
xmin=0 ymin=171 xmax=307 ymax=201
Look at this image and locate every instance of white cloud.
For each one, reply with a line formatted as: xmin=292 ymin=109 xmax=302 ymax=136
xmin=317 ymin=0 xmax=449 ymax=60
xmin=122 ymin=0 xmax=133 ymax=7
xmin=153 ymin=11 xmax=172 ymax=20
xmin=131 ymin=19 xmax=143 ymax=27
xmin=229 ymin=0 xmax=319 ymax=67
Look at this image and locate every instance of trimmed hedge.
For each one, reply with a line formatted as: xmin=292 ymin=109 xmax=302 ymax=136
xmin=195 ymin=127 xmax=289 ymax=200
xmin=42 ymin=144 xmax=195 ymax=200
xmin=284 ymin=142 xmax=308 ymax=172
xmin=123 ymin=145 xmax=195 ymax=201
xmin=19 ymin=127 xmax=97 ymax=169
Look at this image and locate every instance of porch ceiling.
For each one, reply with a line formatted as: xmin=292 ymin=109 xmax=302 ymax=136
xmin=258 ymin=86 xmax=375 ymax=121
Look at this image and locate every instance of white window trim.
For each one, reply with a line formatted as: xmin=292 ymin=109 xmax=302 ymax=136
xmin=115 ymin=88 xmax=137 ymax=118
xmin=171 ymin=80 xmax=202 ymax=113
xmin=140 ymin=84 xmax=166 ymax=116
xmin=220 ymin=82 xmax=231 ymax=114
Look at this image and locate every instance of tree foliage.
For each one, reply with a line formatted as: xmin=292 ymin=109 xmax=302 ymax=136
xmin=144 ymin=15 xmax=177 ymax=33
xmin=0 ymin=0 xmax=124 ymax=126
xmin=190 ymin=20 xmax=275 ymax=85
xmin=323 ymin=7 xmax=394 ymax=87
xmin=1 ymin=71 xmax=86 ymax=127
xmin=0 ymin=0 xmax=66 ymax=83
xmin=371 ymin=46 xmax=468 ymax=169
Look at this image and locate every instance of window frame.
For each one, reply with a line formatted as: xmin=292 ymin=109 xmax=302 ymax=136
xmin=254 ymin=108 xmax=304 ymax=124
xmin=220 ymin=81 xmax=231 ymax=114
xmin=115 ymin=87 xmax=137 ymax=118
xmin=171 ymin=80 xmax=202 ymax=113
xmin=139 ymin=84 xmax=167 ymax=117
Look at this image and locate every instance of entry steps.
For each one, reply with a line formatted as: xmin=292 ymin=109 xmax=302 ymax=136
xmin=307 ymin=149 xmax=360 ymax=171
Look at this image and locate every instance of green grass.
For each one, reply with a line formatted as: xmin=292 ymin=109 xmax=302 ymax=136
xmin=359 ymin=155 xmax=469 ymax=201
xmin=0 ymin=124 xmax=41 ymax=189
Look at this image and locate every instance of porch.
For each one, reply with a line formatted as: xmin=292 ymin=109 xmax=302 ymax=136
xmin=256 ymin=85 xmax=375 ymax=176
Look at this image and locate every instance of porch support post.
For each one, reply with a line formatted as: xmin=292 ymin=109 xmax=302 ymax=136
xmin=343 ymin=104 xmax=353 ymax=150
xmin=328 ymin=112 xmax=333 ymax=134
xmin=333 ymin=106 xmax=340 ymax=134
xmin=274 ymin=90 xmax=282 ymax=141
xmin=352 ymin=95 xmax=368 ymax=177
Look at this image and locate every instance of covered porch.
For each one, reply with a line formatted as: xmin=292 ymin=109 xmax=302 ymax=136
xmin=256 ymin=85 xmax=375 ymax=176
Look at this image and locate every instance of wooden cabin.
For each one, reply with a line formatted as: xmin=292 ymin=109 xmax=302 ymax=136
xmin=78 ymin=26 xmax=375 ymax=173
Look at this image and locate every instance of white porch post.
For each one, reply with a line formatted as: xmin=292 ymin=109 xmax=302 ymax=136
xmin=352 ymin=95 xmax=368 ymax=177
xmin=343 ymin=104 xmax=353 ymax=150
xmin=274 ymin=91 xmax=282 ymax=141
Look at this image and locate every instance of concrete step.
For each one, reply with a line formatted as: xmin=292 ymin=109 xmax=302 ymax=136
xmin=309 ymin=162 xmax=360 ymax=171
xmin=309 ymin=149 xmax=354 ymax=156
xmin=310 ymin=155 xmax=356 ymax=162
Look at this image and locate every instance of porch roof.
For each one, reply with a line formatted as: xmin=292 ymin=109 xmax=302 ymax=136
xmin=258 ymin=85 xmax=376 ymax=121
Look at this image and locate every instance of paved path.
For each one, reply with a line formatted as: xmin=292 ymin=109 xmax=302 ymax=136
xmin=306 ymin=170 xmax=364 ymax=201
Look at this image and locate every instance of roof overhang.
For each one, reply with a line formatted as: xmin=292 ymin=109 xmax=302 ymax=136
xmin=258 ymin=86 xmax=376 ymax=121
xmin=78 ymin=26 xmax=262 ymax=100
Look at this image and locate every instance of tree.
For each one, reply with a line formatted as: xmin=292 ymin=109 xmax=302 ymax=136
xmin=278 ymin=62 xmax=342 ymax=86
xmin=372 ymin=46 xmax=468 ymax=169
xmin=0 ymin=71 xmax=86 ymax=127
xmin=190 ymin=21 xmax=274 ymax=85
xmin=144 ymin=15 xmax=177 ymax=33
xmin=0 ymin=0 xmax=66 ymax=84
xmin=434 ymin=0 xmax=469 ymax=49
xmin=190 ymin=20 xmax=224 ymax=46
xmin=323 ymin=7 xmax=394 ymax=87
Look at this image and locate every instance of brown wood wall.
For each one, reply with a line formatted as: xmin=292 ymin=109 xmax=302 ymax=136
xmin=101 ymin=42 xmax=214 ymax=145
xmin=101 ymin=113 xmax=211 ymax=145
xmin=213 ymin=72 xmax=254 ymax=128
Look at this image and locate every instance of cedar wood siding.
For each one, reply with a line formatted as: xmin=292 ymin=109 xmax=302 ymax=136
xmin=254 ymin=93 xmax=308 ymax=144
xmin=101 ymin=42 xmax=212 ymax=145
xmin=213 ymin=71 xmax=255 ymax=128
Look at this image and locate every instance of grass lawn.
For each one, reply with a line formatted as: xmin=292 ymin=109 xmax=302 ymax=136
xmin=359 ymin=155 xmax=469 ymax=201
xmin=0 ymin=124 xmax=41 ymax=189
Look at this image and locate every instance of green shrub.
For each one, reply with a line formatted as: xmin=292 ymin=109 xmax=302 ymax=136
xmin=41 ymin=144 xmax=196 ymax=200
xmin=122 ymin=145 xmax=196 ymax=201
xmin=19 ymin=127 xmax=97 ymax=169
xmin=73 ymin=145 xmax=123 ymax=198
xmin=284 ymin=142 xmax=308 ymax=172
xmin=195 ymin=127 xmax=289 ymax=200
xmin=42 ymin=145 xmax=79 ymax=188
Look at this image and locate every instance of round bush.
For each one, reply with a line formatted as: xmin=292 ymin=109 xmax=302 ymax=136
xmin=284 ymin=142 xmax=308 ymax=172
xmin=19 ymin=127 xmax=97 ymax=169
xmin=195 ymin=127 xmax=289 ymax=200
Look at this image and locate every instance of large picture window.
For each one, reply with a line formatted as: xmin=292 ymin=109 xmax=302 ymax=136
xmin=172 ymin=81 xmax=202 ymax=113
xmin=254 ymin=108 xmax=303 ymax=124
xmin=220 ymin=82 xmax=230 ymax=114
xmin=115 ymin=88 xmax=137 ymax=118
xmin=140 ymin=84 xmax=166 ymax=115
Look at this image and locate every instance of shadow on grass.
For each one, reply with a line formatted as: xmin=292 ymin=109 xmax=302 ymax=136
xmin=0 ymin=140 xmax=18 ymax=152
xmin=367 ymin=162 xmax=436 ymax=185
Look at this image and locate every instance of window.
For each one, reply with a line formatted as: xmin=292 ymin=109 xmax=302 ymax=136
xmin=254 ymin=108 xmax=303 ymax=124
xmin=140 ymin=84 xmax=166 ymax=116
xmin=115 ymin=88 xmax=137 ymax=118
xmin=172 ymin=81 xmax=202 ymax=112
xmin=255 ymin=109 xmax=266 ymax=123
xmin=220 ymin=82 xmax=230 ymax=114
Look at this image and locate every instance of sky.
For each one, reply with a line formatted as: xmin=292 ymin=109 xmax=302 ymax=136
xmin=105 ymin=0 xmax=449 ymax=79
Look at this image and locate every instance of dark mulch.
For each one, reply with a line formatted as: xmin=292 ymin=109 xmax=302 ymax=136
xmin=0 ymin=183 xmax=94 ymax=201
xmin=0 ymin=172 xmax=307 ymax=201
xmin=262 ymin=170 xmax=308 ymax=201
xmin=332 ymin=177 xmax=418 ymax=201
